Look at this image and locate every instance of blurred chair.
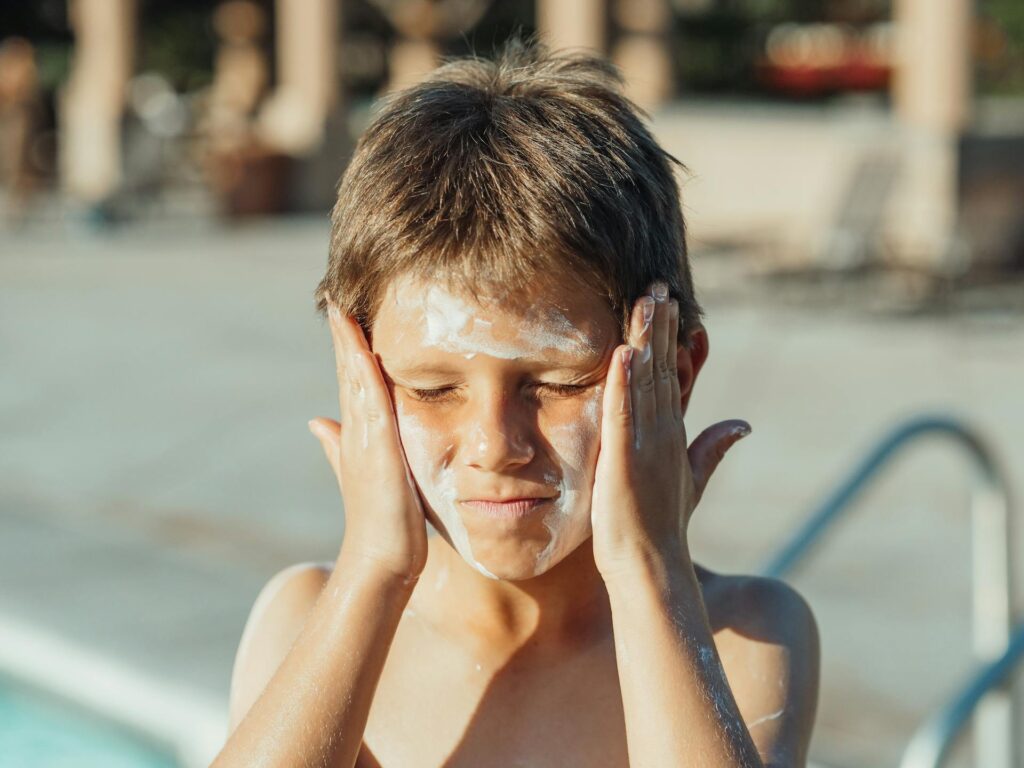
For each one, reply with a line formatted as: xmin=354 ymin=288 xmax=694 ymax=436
xmin=818 ymin=150 xmax=901 ymax=270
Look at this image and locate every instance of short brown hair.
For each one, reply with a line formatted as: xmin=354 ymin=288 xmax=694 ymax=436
xmin=315 ymin=36 xmax=702 ymax=345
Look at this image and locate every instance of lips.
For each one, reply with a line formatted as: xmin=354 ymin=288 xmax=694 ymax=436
xmin=460 ymin=498 xmax=553 ymax=519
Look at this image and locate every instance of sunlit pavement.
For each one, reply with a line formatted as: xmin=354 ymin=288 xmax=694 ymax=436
xmin=2 ymin=217 xmax=1023 ymax=767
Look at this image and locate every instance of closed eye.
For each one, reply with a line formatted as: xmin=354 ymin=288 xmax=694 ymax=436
xmin=407 ymin=382 xmax=592 ymax=403
xmin=408 ymin=386 xmax=459 ymax=403
xmin=531 ymin=382 xmax=591 ymax=398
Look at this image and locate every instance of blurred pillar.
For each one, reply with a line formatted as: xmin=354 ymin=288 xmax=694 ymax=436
xmin=376 ymin=1 xmax=491 ymax=93
xmin=893 ymin=0 xmax=971 ymax=133
xmin=61 ymin=0 xmax=135 ymax=205
xmin=611 ymin=0 xmax=673 ymax=111
xmin=887 ymin=0 xmax=972 ymax=267
xmin=382 ymin=3 xmax=441 ymax=93
xmin=537 ymin=0 xmax=606 ymax=53
xmin=387 ymin=38 xmax=440 ymax=92
xmin=256 ymin=0 xmax=338 ymax=155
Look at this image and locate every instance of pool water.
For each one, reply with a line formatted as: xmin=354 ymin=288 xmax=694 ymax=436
xmin=0 ymin=677 xmax=179 ymax=768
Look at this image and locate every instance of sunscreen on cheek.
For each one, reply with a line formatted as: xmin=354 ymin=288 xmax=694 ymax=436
xmin=535 ymin=386 xmax=602 ymax=573
xmin=395 ymin=402 xmax=498 ymax=580
xmin=382 ymin=276 xmax=610 ymax=578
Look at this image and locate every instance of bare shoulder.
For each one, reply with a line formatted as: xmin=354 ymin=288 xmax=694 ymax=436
xmin=227 ymin=561 xmax=335 ymax=733
xmin=697 ymin=564 xmax=821 ymax=768
xmin=697 ymin=565 xmax=818 ymax=640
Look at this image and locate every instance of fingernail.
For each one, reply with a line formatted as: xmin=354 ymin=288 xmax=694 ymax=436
xmin=731 ymin=423 xmax=752 ymax=439
xmin=308 ymin=419 xmax=324 ymax=438
xmin=640 ymin=341 xmax=651 ymax=364
xmin=652 ymin=282 xmax=669 ymax=302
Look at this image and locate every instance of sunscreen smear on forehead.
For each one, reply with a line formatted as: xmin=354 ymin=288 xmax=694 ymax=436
xmin=410 ymin=284 xmax=595 ymax=361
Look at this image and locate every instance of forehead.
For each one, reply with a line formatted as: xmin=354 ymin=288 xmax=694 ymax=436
xmin=372 ymin=273 xmax=618 ymax=364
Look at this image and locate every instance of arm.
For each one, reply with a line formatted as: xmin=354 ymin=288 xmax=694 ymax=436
xmin=213 ymin=561 xmax=414 ymax=768
xmin=590 ymin=283 xmax=818 ymax=766
xmin=214 ymin=305 xmax=429 ymax=767
xmin=226 ymin=563 xmax=331 ymax=733
xmin=606 ymin=555 xmax=763 ymax=767
xmin=717 ymin=578 xmax=820 ymax=767
xmin=606 ymin=562 xmax=820 ymax=767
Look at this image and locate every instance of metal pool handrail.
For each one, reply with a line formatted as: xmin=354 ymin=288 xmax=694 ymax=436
xmin=755 ymin=414 xmax=1017 ymax=768
xmin=899 ymin=622 xmax=1024 ymax=768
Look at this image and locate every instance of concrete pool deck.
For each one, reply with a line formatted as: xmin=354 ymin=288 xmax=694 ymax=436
xmin=2 ymin=217 xmax=1023 ymax=767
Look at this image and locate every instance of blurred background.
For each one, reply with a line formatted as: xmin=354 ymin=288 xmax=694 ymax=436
xmin=1 ymin=0 xmax=1023 ymax=766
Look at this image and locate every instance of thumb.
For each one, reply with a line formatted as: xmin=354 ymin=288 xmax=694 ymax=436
xmin=308 ymin=417 xmax=342 ymax=485
xmin=687 ymin=420 xmax=751 ymax=504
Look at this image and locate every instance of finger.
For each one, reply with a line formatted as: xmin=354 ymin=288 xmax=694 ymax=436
xmin=327 ymin=304 xmax=357 ymax=425
xmin=667 ymin=300 xmax=683 ymax=423
xmin=333 ymin=310 xmax=380 ymax=424
xmin=651 ymin=283 xmax=673 ymax=415
xmin=308 ymin=417 xmax=342 ymax=485
xmin=351 ymin=347 xmax=404 ymax=455
xmin=600 ymin=344 xmax=636 ymax=455
xmin=687 ymin=420 xmax=752 ymax=504
xmin=628 ymin=295 xmax=657 ymax=440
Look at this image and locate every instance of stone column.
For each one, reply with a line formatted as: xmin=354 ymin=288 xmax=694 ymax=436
xmin=887 ymin=0 xmax=972 ymax=267
xmin=893 ymin=0 xmax=971 ymax=132
xmin=611 ymin=0 xmax=673 ymax=111
xmin=256 ymin=0 xmax=338 ymax=154
xmin=61 ymin=0 xmax=135 ymax=205
xmin=537 ymin=0 xmax=605 ymax=53
xmin=382 ymin=4 xmax=442 ymax=93
xmin=375 ymin=0 xmax=491 ymax=93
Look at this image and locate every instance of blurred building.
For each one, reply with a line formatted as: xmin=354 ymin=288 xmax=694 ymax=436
xmin=3 ymin=0 xmax=1023 ymax=271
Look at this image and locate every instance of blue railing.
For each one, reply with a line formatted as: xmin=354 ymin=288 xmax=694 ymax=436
xmin=756 ymin=415 xmax=1018 ymax=768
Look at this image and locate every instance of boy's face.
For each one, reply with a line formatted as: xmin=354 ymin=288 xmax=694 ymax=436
xmin=370 ymin=273 xmax=621 ymax=581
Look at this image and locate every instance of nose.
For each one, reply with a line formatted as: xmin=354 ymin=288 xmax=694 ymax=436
xmin=461 ymin=393 xmax=535 ymax=473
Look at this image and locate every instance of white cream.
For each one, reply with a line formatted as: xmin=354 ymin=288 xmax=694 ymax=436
xmin=395 ymin=389 xmax=600 ymax=580
xmin=698 ymin=643 xmax=747 ymax=738
xmin=358 ymin=386 xmax=369 ymax=449
xmin=387 ymin=280 xmax=604 ymax=580
xmin=400 ymin=284 xmax=595 ymax=361
xmin=534 ymin=385 xmax=602 ymax=573
xmin=747 ymin=707 xmax=785 ymax=729
xmin=396 ymin=402 xmax=498 ymax=579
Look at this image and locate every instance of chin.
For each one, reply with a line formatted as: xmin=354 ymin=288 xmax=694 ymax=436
xmin=426 ymin=504 xmax=593 ymax=581
xmin=463 ymin=530 xmax=592 ymax=581
xmin=472 ymin=554 xmax=557 ymax=581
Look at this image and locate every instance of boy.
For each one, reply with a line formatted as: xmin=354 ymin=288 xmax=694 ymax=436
xmin=214 ymin=39 xmax=820 ymax=767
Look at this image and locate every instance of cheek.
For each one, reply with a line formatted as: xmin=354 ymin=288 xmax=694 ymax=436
xmin=394 ymin=402 xmax=453 ymax=478
xmin=543 ymin=390 xmax=603 ymax=487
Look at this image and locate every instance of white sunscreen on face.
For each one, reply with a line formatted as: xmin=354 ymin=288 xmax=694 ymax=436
xmin=396 ymin=402 xmax=498 ymax=579
xmin=535 ymin=385 xmax=602 ymax=574
xmin=391 ymin=280 xmax=603 ymax=579
xmin=410 ymin=285 xmax=595 ymax=361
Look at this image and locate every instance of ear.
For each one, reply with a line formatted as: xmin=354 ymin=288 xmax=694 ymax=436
xmin=676 ymin=325 xmax=709 ymax=416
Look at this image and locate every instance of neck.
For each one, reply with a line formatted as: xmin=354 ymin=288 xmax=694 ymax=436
xmin=413 ymin=535 xmax=613 ymax=659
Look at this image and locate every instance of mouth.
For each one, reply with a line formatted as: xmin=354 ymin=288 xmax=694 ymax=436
xmin=460 ymin=497 xmax=554 ymax=520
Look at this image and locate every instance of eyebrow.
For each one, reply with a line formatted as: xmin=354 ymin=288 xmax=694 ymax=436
xmin=385 ymin=357 xmax=604 ymax=380
xmin=385 ymin=362 xmax=463 ymax=379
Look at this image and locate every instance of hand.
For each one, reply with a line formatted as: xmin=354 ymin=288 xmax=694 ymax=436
xmin=590 ymin=282 xmax=751 ymax=580
xmin=308 ymin=305 xmax=429 ymax=582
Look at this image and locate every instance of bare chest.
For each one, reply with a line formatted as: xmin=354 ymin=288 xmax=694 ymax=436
xmin=358 ymin=624 xmax=630 ymax=768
